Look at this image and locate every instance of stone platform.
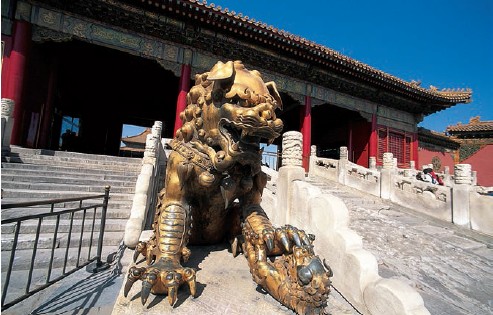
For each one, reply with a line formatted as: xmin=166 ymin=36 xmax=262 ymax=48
xmin=112 ymin=242 xmax=358 ymax=315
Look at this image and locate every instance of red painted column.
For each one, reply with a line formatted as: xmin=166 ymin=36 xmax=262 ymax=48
xmin=348 ymin=121 xmax=353 ymax=162
xmin=300 ymin=95 xmax=311 ymax=172
xmin=173 ymin=63 xmax=191 ymax=136
xmin=413 ymin=132 xmax=419 ymax=168
xmin=369 ymin=113 xmax=377 ymax=158
xmin=5 ymin=20 xmax=32 ymax=145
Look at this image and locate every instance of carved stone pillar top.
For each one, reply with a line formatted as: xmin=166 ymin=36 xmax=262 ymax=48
xmin=1 ymin=98 xmax=15 ymax=118
xmin=152 ymin=121 xmax=163 ymax=138
xmin=409 ymin=160 xmax=415 ymax=170
xmin=310 ymin=145 xmax=317 ymax=156
xmin=282 ymin=131 xmax=302 ymax=167
xmin=339 ymin=146 xmax=348 ymax=160
xmin=369 ymin=157 xmax=377 ymax=170
xmin=454 ymin=164 xmax=472 ymax=185
xmin=444 ymin=166 xmax=450 ymax=174
xmin=392 ymin=158 xmax=398 ymax=169
xmin=382 ymin=152 xmax=393 ymax=169
xmin=144 ymin=121 xmax=161 ymax=160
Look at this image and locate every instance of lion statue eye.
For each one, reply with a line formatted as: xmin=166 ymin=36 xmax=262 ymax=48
xmin=230 ymin=97 xmax=249 ymax=107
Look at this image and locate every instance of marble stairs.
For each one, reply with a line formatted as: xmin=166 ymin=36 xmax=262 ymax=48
xmin=1 ymin=146 xmax=142 ymax=272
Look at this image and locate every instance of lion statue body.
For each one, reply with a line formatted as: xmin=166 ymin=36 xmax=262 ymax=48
xmin=125 ymin=61 xmax=332 ymax=315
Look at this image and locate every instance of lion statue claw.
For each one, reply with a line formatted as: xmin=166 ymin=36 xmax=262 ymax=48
xmin=124 ymin=61 xmax=332 ymax=315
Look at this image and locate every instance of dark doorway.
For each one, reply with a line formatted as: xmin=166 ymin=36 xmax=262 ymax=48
xmin=312 ymin=105 xmax=371 ymax=166
xmin=25 ymin=39 xmax=180 ymax=155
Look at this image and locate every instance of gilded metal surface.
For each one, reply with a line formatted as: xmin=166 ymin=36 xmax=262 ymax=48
xmin=125 ymin=60 xmax=332 ymax=314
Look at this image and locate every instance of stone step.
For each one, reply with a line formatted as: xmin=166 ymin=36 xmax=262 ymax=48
xmin=1 ymin=206 xmax=131 ymax=220
xmin=1 ymin=218 xmax=129 ymax=235
xmin=1 ymin=198 xmax=132 ymax=211
xmin=1 ymin=171 xmax=138 ymax=185
xmin=1 ymin=189 xmax=134 ymax=201
xmin=1 ymin=243 xmax=122 ymax=271
xmin=1 ymin=162 xmax=140 ymax=177
xmin=7 ymin=146 xmax=143 ymax=164
xmin=4 ymin=156 xmax=141 ymax=172
xmin=1 ymin=231 xmax=124 ymax=252
xmin=1 ymin=181 xmax=135 ymax=194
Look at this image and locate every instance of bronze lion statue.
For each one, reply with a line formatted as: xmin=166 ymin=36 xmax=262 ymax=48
xmin=125 ymin=60 xmax=332 ymax=315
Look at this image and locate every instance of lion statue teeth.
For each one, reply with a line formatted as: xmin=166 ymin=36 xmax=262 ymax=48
xmin=125 ymin=60 xmax=332 ymax=315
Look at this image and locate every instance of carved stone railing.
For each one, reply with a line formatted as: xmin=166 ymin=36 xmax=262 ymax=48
xmin=310 ymin=157 xmax=338 ymax=181
xmin=124 ymin=121 xmax=167 ymax=248
xmin=308 ymin=146 xmax=493 ymax=236
xmin=263 ymin=131 xmax=430 ymax=315
xmin=345 ymin=160 xmax=381 ymax=197
xmin=391 ymin=170 xmax=452 ymax=222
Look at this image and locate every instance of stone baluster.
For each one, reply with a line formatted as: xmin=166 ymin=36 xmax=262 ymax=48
xmin=143 ymin=121 xmax=162 ymax=162
xmin=452 ymin=164 xmax=472 ymax=227
xmin=380 ymin=152 xmax=394 ymax=199
xmin=277 ymin=131 xmax=305 ymax=225
xmin=472 ymin=171 xmax=477 ymax=186
xmin=382 ymin=152 xmax=393 ymax=170
xmin=454 ymin=164 xmax=472 ymax=185
xmin=409 ymin=160 xmax=416 ymax=170
xmin=340 ymin=146 xmax=348 ymax=161
xmin=443 ymin=166 xmax=451 ymax=186
xmin=338 ymin=146 xmax=348 ymax=184
xmin=1 ymin=98 xmax=15 ymax=152
xmin=369 ymin=157 xmax=377 ymax=170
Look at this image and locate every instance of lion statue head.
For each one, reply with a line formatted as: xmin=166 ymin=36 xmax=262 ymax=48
xmin=175 ymin=60 xmax=284 ymax=173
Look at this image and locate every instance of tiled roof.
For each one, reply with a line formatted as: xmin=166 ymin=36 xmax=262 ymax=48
xmin=121 ymin=128 xmax=151 ymax=145
xmin=446 ymin=117 xmax=493 ymax=133
xmin=418 ymin=127 xmax=460 ymax=149
xmin=135 ymin=0 xmax=472 ymax=104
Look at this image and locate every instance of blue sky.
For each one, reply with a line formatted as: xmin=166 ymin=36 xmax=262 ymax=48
xmin=206 ymin=0 xmax=493 ymax=133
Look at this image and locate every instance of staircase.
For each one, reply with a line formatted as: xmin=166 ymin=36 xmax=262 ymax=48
xmin=1 ymin=146 xmax=142 ymax=271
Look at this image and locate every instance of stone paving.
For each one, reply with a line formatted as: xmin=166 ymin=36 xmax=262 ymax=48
xmin=306 ymin=175 xmax=493 ymax=315
xmin=112 ymin=243 xmax=359 ymax=315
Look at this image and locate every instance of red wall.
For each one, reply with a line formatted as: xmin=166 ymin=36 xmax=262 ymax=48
xmin=418 ymin=148 xmax=455 ymax=172
xmin=463 ymin=144 xmax=493 ymax=187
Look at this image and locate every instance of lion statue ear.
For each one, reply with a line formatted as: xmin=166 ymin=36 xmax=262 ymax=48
xmin=207 ymin=61 xmax=235 ymax=101
xmin=266 ymin=81 xmax=283 ymax=110
xmin=208 ymin=61 xmax=235 ymax=81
